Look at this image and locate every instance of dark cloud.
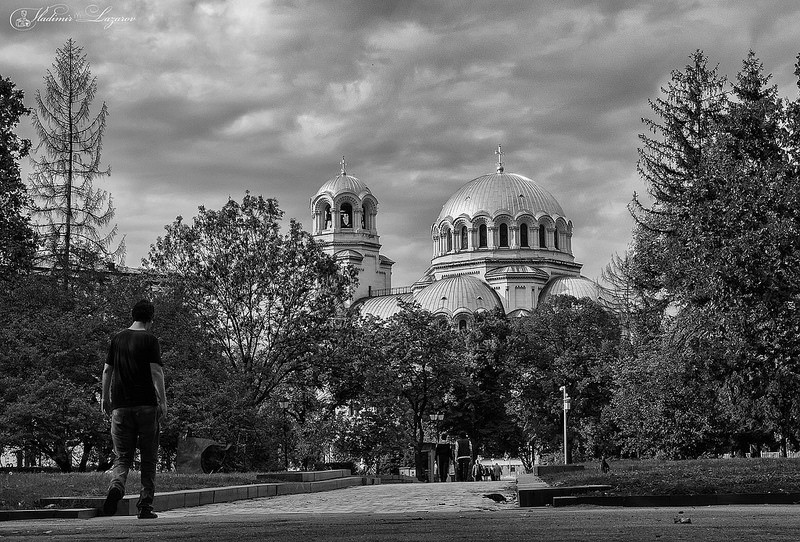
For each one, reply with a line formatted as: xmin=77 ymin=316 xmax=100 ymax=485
xmin=4 ymin=1 xmax=800 ymax=287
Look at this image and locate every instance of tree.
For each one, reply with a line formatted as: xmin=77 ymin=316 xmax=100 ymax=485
xmin=629 ymin=50 xmax=727 ymax=314
xmin=0 ymin=274 xmax=118 ymax=471
xmin=447 ymin=309 xmax=524 ymax=459
xmin=144 ymin=193 xmax=357 ymax=412
xmin=619 ymin=49 xmax=800 ymax=457
xmin=679 ymin=52 xmax=800 ymax=455
xmin=379 ymin=302 xmax=462 ymax=454
xmin=28 ymin=38 xmax=122 ymax=286
xmin=0 ymin=74 xmax=36 ymax=276
xmin=509 ymin=296 xmax=620 ymax=463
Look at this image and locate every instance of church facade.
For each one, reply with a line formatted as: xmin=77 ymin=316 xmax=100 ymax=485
xmin=310 ymin=150 xmax=604 ymax=327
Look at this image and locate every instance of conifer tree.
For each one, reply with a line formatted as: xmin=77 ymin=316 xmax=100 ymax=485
xmin=629 ymin=50 xmax=727 ymax=317
xmin=29 ymin=39 xmax=123 ymax=286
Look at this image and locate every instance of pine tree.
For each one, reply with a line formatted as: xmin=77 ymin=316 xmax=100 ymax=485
xmin=29 ymin=39 xmax=123 ymax=286
xmin=0 ymin=74 xmax=36 ymax=276
xmin=629 ymin=50 xmax=727 ymax=312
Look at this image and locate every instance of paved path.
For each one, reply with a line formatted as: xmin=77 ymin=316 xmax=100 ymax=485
xmin=160 ymin=480 xmax=520 ymax=517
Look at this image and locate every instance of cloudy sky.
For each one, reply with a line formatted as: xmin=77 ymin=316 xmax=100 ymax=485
xmin=3 ymin=1 xmax=800 ymax=287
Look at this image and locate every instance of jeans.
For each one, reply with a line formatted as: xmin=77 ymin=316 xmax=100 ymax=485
xmin=437 ymin=457 xmax=450 ymax=482
xmin=457 ymin=458 xmax=471 ymax=482
xmin=109 ymin=405 xmax=160 ymax=511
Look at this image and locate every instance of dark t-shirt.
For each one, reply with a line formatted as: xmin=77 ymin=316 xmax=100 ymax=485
xmin=106 ymin=329 xmax=162 ymax=409
xmin=436 ymin=443 xmax=452 ymax=460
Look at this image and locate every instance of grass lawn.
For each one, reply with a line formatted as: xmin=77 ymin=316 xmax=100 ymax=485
xmin=540 ymin=457 xmax=800 ymax=496
xmin=0 ymin=471 xmax=280 ymax=510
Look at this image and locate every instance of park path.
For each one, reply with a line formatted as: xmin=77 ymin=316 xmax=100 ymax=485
xmin=159 ymin=480 xmax=525 ymax=517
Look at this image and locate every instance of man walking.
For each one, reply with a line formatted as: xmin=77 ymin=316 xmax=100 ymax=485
xmin=434 ymin=434 xmax=453 ymax=482
xmin=101 ymin=300 xmax=167 ymax=519
xmin=455 ymin=432 xmax=472 ymax=482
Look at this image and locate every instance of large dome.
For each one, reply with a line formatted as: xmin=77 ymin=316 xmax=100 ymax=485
xmin=436 ymin=172 xmax=565 ymax=223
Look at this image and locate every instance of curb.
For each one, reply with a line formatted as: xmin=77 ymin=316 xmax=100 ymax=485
xmin=1 ymin=474 xmax=378 ymax=521
xmin=551 ymin=492 xmax=800 ymax=508
xmin=517 ymin=485 xmax=613 ymax=507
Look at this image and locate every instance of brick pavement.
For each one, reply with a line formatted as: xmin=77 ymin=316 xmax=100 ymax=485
xmin=159 ymin=480 xmax=525 ymax=517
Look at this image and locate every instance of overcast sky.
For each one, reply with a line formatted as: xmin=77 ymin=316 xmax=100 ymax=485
xmin=3 ymin=1 xmax=800 ymax=287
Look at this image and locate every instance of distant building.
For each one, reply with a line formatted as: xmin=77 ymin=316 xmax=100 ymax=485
xmin=311 ymin=149 xmax=607 ymax=325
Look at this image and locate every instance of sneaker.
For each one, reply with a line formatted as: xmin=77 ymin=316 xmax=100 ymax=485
xmin=137 ymin=509 xmax=158 ymax=519
xmin=102 ymin=487 xmax=123 ymax=516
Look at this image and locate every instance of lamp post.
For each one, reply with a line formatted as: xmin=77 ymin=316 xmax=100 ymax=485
xmin=278 ymin=398 xmax=289 ymax=471
xmin=559 ymin=386 xmax=571 ymax=465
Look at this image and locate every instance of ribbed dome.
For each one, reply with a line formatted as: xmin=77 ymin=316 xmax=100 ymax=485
xmin=415 ymin=275 xmax=503 ymax=315
xmin=354 ymin=292 xmax=413 ymax=320
xmin=539 ymin=276 xmax=603 ymax=303
xmin=436 ymin=172 xmax=565 ymax=223
xmin=315 ymin=173 xmax=372 ymax=199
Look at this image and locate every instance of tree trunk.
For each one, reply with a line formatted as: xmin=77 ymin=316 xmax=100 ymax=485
xmin=78 ymin=442 xmax=93 ymax=472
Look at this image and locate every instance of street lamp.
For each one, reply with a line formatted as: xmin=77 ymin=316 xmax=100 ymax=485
xmin=278 ymin=398 xmax=290 ymax=471
xmin=429 ymin=413 xmax=444 ymax=442
xmin=559 ymin=386 xmax=571 ymax=465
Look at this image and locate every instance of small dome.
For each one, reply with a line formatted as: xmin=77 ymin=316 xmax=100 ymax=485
xmin=315 ymin=173 xmax=372 ymax=200
xmin=414 ymin=275 xmax=503 ymax=316
xmin=353 ymin=292 xmax=413 ymax=320
xmin=539 ymin=276 xmax=604 ymax=304
xmin=436 ymin=172 xmax=565 ymax=223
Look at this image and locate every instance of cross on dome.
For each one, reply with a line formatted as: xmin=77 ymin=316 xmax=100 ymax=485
xmin=495 ymin=144 xmax=504 ymax=173
xmin=340 ymin=156 xmax=347 ymax=175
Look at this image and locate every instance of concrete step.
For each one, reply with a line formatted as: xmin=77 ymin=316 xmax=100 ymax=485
xmin=518 ymin=484 xmax=613 ymax=507
xmin=27 ymin=475 xmax=372 ymax=518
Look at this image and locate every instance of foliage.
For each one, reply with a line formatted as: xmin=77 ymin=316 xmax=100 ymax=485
xmin=619 ymin=49 xmax=800 ymax=457
xmin=379 ymin=302 xmax=462 ymax=451
xmin=28 ymin=38 xmax=123 ymax=285
xmin=144 ymin=193 xmax=357 ymax=412
xmin=0 ymin=74 xmax=36 ymax=277
xmin=0 ymin=274 xmax=119 ymax=471
xmin=508 ymin=295 xmax=620 ymax=462
xmin=446 ymin=309 xmax=524 ymax=459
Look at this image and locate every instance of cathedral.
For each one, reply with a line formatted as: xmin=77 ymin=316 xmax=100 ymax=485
xmin=310 ymin=149 xmax=605 ymax=327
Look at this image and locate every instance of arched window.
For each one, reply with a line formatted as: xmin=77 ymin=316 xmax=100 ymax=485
xmin=458 ymin=319 xmax=468 ymax=331
xmin=554 ymin=229 xmax=560 ymax=250
xmin=340 ymin=202 xmax=353 ymax=228
xmin=446 ymin=230 xmax=453 ymax=252
xmin=361 ymin=205 xmax=368 ymax=229
xmin=479 ymin=224 xmax=488 ymax=248
xmin=520 ymin=223 xmax=529 ymax=247
xmin=499 ymin=223 xmax=509 ymax=247
xmin=539 ymin=224 xmax=546 ymax=248
xmin=323 ymin=204 xmax=332 ymax=229
xmin=460 ymin=226 xmax=468 ymax=250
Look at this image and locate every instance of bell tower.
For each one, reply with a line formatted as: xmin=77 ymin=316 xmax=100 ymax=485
xmin=310 ymin=157 xmax=394 ymax=302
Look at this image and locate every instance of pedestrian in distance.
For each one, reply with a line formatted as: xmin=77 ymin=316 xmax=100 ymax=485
xmin=435 ymin=434 xmax=454 ymax=482
xmin=101 ymin=299 xmax=167 ymax=519
xmin=472 ymin=457 xmax=483 ymax=481
xmin=492 ymin=462 xmax=502 ymax=481
xmin=455 ymin=432 xmax=472 ymax=482
xmin=601 ymin=456 xmax=610 ymax=474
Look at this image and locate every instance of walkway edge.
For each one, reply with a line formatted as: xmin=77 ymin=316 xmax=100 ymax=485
xmin=1 ymin=475 xmax=378 ymax=521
